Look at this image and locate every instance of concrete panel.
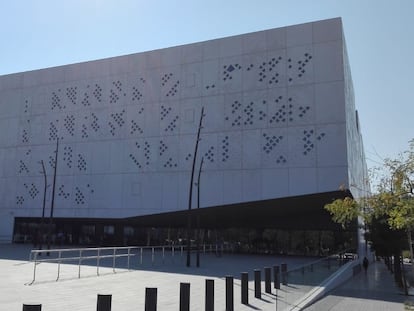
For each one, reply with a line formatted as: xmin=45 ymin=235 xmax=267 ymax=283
xmin=314 ymin=41 xmax=344 ymax=83
xmin=202 ymin=39 xmax=220 ymax=61
xmin=266 ymin=26 xmax=286 ymax=51
xmin=202 ymin=95 xmax=225 ymax=133
xmin=222 ymin=170 xmax=242 ymax=205
xmin=198 ymin=133 xmax=218 ymax=171
xmin=181 ymin=62 xmax=202 ymax=99
xmin=243 ymin=30 xmax=267 ymax=54
xmin=219 ymin=34 xmax=243 ymax=58
xmin=286 ymin=45 xmax=314 ymax=86
xmin=287 ymin=84 xmax=315 ymax=126
xmin=219 ymin=55 xmax=243 ymax=94
xmin=182 ymin=42 xmax=203 ymax=64
xmin=289 ymin=167 xmax=317 ymax=196
xmin=316 ymin=123 xmax=348 ymax=167
xmin=288 ymin=126 xmax=317 ymax=168
xmin=261 ymin=168 xmax=290 ymax=200
xmin=199 ymin=170 xmax=223 ymax=208
xmin=315 ymin=81 xmax=346 ymax=124
xmin=157 ymin=135 xmax=180 ymax=172
xmin=267 ymin=86 xmax=288 ymax=128
xmin=242 ymin=129 xmax=261 ymax=169
xmin=201 ymin=59 xmax=220 ymax=96
xmin=286 ymin=22 xmax=313 ymax=47
xmin=317 ymin=166 xmax=349 ymax=193
xmin=261 ymin=168 xmax=289 ymax=200
xmin=217 ymin=131 xmax=242 ymax=170
xmin=313 ymin=18 xmax=343 ymax=43
xmin=242 ymin=169 xmax=262 ymax=202
xmin=261 ymin=127 xmax=288 ymax=169
xmin=179 ymin=98 xmax=202 ymax=135
xmin=162 ymin=172 xmax=180 ymax=212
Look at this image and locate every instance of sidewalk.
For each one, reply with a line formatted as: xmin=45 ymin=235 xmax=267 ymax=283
xmin=304 ymin=260 xmax=408 ymax=310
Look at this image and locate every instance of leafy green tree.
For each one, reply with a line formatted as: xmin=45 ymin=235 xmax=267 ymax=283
xmin=325 ymin=139 xmax=414 ymax=279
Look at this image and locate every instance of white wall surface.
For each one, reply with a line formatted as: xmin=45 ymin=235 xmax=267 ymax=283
xmin=0 ymin=18 xmax=359 ymax=238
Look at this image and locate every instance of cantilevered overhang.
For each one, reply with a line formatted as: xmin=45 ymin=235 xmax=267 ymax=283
xmin=126 ymin=190 xmax=353 ymax=231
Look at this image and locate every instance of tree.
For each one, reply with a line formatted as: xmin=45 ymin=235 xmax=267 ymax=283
xmin=324 ymin=139 xmax=414 ymax=282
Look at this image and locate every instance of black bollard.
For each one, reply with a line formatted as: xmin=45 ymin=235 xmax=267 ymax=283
xmin=145 ymin=288 xmax=157 ymax=311
xmin=205 ymin=279 xmax=214 ymax=311
xmin=281 ymin=263 xmax=287 ymax=285
xmin=273 ymin=265 xmax=280 ymax=289
xmin=264 ymin=267 xmax=271 ymax=294
xmin=22 ymin=305 xmax=42 ymax=311
xmin=254 ymin=269 xmax=261 ymax=299
xmin=225 ymin=276 xmax=234 ymax=311
xmin=180 ymin=282 xmax=190 ymax=311
xmin=241 ymin=272 xmax=249 ymax=305
xmin=96 ymin=294 xmax=112 ymax=311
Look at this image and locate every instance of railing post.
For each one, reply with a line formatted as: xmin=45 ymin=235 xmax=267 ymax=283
xmin=203 ymin=244 xmax=206 ymax=254
xmin=205 ymin=279 xmax=214 ymax=311
xmin=162 ymin=247 xmax=165 ymax=264
xmin=241 ymin=272 xmax=248 ymax=305
xmin=152 ymin=247 xmax=155 ymax=266
xmin=145 ymin=288 xmax=157 ymax=311
xmin=30 ymin=252 xmax=38 ymax=285
xmin=22 ymin=304 xmax=42 ymax=311
xmin=264 ymin=267 xmax=271 ymax=294
xmin=96 ymin=294 xmax=112 ymax=311
xmin=140 ymin=248 xmax=143 ymax=265
xmin=97 ymin=249 xmax=101 ymax=276
xmin=181 ymin=246 xmax=183 ymax=257
xmin=225 ymin=276 xmax=234 ymax=311
xmin=127 ymin=248 xmax=131 ymax=270
xmin=56 ymin=251 xmax=62 ymax=281
xmin=179 ymin=282 xmax=190 ymax=311
xmin=78 ymin=250 xmax=82 ymax=278
xmin=254 ymin=269 xmax=261 ymax=299
xmin=112 ymin=248 xmax=116 ymax=273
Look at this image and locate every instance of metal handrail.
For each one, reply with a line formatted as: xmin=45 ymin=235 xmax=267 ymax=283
xmin=27 ymin=244 xmax=232 ymax=285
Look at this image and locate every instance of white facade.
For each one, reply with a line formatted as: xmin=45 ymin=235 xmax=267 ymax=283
xmin=0 ymin=18 xmax=366 ymax=240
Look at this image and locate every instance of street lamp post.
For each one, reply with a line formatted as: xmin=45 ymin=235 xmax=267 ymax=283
xmin=47 ymin=138 xmax=59 ymax=255
xmin=196 ymin=156 xmax=204 ymax=268
xmin=187 ymin=107 xmax=205 ymax=267
xmin=38 ymin=160 xmax=48 ymax=253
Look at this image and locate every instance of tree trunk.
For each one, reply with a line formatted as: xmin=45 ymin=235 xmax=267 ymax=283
xmin=393 ymin=254 xmax=403 ymax=288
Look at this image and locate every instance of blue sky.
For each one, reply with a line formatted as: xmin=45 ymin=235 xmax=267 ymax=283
xmin=1 ymin=0 xmax=413 ymax=170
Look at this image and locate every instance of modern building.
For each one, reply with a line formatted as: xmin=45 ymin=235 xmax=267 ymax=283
xmin=0 ymin=17 xmax=368 ymax=252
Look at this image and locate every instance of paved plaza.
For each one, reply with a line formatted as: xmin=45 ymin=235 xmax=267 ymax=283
xmin=0 ymin=244 xmax=410 ymax=310
xmin=1 ymin=244 xmax=318 ymax=310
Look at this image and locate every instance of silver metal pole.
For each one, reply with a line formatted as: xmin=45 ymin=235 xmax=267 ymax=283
xmin=56 ymin=250 xmax=62 ymax=281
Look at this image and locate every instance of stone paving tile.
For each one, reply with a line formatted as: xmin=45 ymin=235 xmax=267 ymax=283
xmin=0 ymin=244 xmax=323 ymax=311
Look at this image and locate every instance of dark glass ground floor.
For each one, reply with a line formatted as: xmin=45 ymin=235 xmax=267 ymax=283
xmin=13 ymin=216 xmax=356 ymax=256
xmin=12 ymin=190 xmax=358 ymax=256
